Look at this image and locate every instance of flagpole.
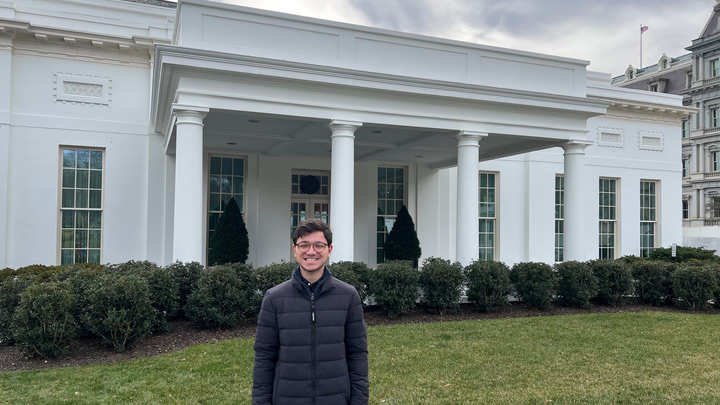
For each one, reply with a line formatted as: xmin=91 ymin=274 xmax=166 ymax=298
xmin=640 ymin=24 xmax=643 ymax=68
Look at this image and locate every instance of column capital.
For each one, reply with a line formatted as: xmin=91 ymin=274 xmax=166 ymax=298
xmin=328 ymin=120 xmax=362 ymax=130
xmin=455 ymin=131 xmax=488 ymax=147
xmin=562 ymin=139 xmax=593 ymax=154
xmin=172 ymin=104 xmax=209 ymax=123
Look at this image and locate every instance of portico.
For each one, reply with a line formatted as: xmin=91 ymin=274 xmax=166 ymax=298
xmin=152 ymin=0 xmax=610 ymax=267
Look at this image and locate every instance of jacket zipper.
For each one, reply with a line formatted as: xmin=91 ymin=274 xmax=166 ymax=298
xmin=311 ymin=291 xmax=316 ymax=403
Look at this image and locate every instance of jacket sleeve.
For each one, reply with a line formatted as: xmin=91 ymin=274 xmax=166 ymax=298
xmin=252 ymin=291 xmax=279 ymax=405
xmin=345 ymin=289 xmax=369 ymax=404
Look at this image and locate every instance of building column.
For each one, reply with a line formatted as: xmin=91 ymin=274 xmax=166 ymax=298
xmin=328 ymin=120 xmax=361 ymax=262
xmin=455 ymin=131 xmax=487 ymax=266
xmin=563 ymin=140 xmax=593 ymax=262
xmin=172 ymin=105 xmax=208 ymax=264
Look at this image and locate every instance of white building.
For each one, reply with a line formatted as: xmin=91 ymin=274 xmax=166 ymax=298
xmin=0 ymin=0 xmax=694 ymax=270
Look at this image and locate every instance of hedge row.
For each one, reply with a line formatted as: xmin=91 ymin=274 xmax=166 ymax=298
xmin=3 ymin=256 xmax=720 ymax=358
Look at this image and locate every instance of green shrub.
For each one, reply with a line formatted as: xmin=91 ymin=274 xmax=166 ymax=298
xmin=13 ymin=264 xmax=63 ymax=283
xmin=589 ymin=260 xmax=633 ymax=307
xmin=631 ymin=260 xmax=674 ymax=306
xmin=510 ymin=262 xmax=557 ymax=310
xmin=418 ymin=258 xmax=463 ymax=315
xmin=0 ymin=267 xmax=16 ymax=284
xmin=329 ymin=261 xmax=371 ymax=305
xmin=56 ymin=266 xmax=108 ymax=338
xmin=649 ymin=246 xmax=719 ymax=263
xmin=555 ymin=261 xmax=598 ymax=309
xmin=672 ymin=262 xmax=719 ymax=310
xmin=82 ymin=274 xmax=154 ymax=352
xmin=108 ymin=261 xmax=179 ymax=333
xmin=0 ymin=277 xmax=35 ymax=345
xmin=464 ymin=260 xmax=511 ymax=312
xmin=208 ymin=197 xmax=249 ymax=266
xmin=256 ymin=262 xmax=295 ymax=294
xmin=166 ymin=261 xmax=205 ymax=318
xmin=186 ymin=264 xmax=260 ymax=329
xmin=10 ymin=282 xmax=77 ymax=359
xmin=370 ymin=261 xmax=419 ymax=319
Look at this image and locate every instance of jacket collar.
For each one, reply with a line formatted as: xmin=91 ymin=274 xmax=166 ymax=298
xmin=292 ymin=266 xmax=335 ymax=297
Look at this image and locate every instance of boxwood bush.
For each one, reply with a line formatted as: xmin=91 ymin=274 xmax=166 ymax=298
xmin=589 ymin=260 xmax=633 ymax=307
xmin=186 ymin=264 xmax=260 ymax=329
xmin=370 ymin=261 xmax=419 ymax=319
xmin=464 ymin=260 xmax=511 ymax=312
xmin=631 ymin=260 xmax=674 ymax=306
xmin=0 ymin=276 xmax=36 ymax=345
xmin=256 ymin=262 xmax=296 ymax=294
xmin=510 ymin=262 xmax=557 ymax=310
xmin=418 ymin=257 xmax=464 ymax=315
xmin=329 ymin=261 xmax=371 ymax=305
xmin=672 ymin=262 xmax=719 ymax=310
xmin=165 ymin=261 xmax=204 ymax=318
xmin=108 ymin=261 xmax=179 ymax=333
xmin=555 ymin=261 xmax=598 ymax=309
xmin=10 ymin=281 xmax=77 ymax=358
xmin=82 ymin=274 xmax=155 ymax=352
xmin=56 ymin=266 xmax=108 ymax=338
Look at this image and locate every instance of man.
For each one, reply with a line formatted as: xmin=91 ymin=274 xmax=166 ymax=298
xmin=252 ymin=219 xmax=369 ymax=405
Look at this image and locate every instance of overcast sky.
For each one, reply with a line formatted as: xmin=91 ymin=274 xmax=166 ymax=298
xmin=194 ymin=0 xmax=716 ymax=77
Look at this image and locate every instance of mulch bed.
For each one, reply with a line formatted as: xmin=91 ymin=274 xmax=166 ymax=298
xmin=2 ymin=302 xmax=718 ymax=373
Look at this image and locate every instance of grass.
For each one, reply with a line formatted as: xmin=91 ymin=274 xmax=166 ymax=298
xmin=1 ymin=312 xmax=719 ymax=404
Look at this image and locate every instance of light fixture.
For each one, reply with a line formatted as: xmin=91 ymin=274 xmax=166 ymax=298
xmin=248 ymin=119 xmax=260 ymax=124
xmin=370 ymin=130 xmax=382 ymax=134
xmin=227 ymin=142 xmax=237 ymax=145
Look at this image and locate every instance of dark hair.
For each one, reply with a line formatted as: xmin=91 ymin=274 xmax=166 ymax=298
xmin=292 ymin=219 xmax=333 ymax=246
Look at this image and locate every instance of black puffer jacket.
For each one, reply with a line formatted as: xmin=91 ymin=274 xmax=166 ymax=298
xmin=252 ymin=268 xmax=369 ymax=405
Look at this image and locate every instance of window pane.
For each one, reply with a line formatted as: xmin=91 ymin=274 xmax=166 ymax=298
xmin=210 ymin=175 xmax=221 ymax=192
xmin=221 ymin=176 xmax=231 ymax=193
xmin=76 ymin=170 xmax=89 ymax=188
xmin=62 ymin=189 xmax=75 ymax=208
xmin=210 ymin=157 xmax=221 ymax=174
xmin=61 ymin=230 xmax=74 ymax=248
xmin=62 ymin=210 xmax=75 ymax=228
xmin=89 ymin=211 xmax=102 ymax=229
xmin=76 ymin=211 xmax=89 ymax=228
xmin=63 ymin=169 xmax=75 ymax=188
xmin=233 ymin=177 xmax=243 ymax=194
xmin=377 ymin=167 xmax=386 ymax=183
xmin=89 ymin=190 xmax=102 ymax=209
xmin=88 ymin=250 xmax=101 ymax=264
xmin=63 ymin=150 xmax=76 ymax=168
xmin=89 ymin=171 xmax=102 ymax=189
xmin=77 ymin=150 xmax=90 ymax=169
xmin=76 ymin=190 xmax=89 ymax=208
xmin=75 ymin=249 xmax=88 ymax=264
xmin=89 ymin=230 xmax=101 ymax=249
xmin=90 ymin=151 xmax=103 ymax=170
xmin=61 ymin=250 xmax=74 ymax=265
xmin=75 ymin=230 xmax=88 ymax=248
xmin=222 ymin=158 xmax=233 ymax=175
xmin=233 ymin=159 xmax=244 ymax=176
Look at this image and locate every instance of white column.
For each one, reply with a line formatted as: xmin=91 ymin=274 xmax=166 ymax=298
xmin=563 ymin=140 xmax=592 ymax=261
xmin=328 ymin=120 xmax=361 ymax=262
xmin=455 ymin=131 xmax=487 ymax=266
xmin=172 ymin=106 xmax=208 ymax=264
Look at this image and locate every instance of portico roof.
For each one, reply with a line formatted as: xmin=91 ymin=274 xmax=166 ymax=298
xmin=152 ymin=0 xmax=611 ymax=168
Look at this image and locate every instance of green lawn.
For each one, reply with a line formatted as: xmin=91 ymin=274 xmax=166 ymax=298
xmin=1 ymin=312 xmax=719 ymax=404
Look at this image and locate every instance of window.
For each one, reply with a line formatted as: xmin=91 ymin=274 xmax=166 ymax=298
xmin=59 ymin=148 xmax=103 ymax=265
xmin=713 ymin=196 xmax=720 ymax=218
xmin=555 ymin=175 xmax=564 ymax=262
xmin=208 ymin=156 xmax=245 ymax=250
xmin=711 ymin=59 xmax=720 ymax=78
xmin=682 ymin=120 xmax=689 ymax=138
xmin=714 ymin=152 xmax=720 ymax=172
xmin=291 ymin=171 xmax=330 ymax=239
xmin=598 ymin=178 xmax=618 ymax=259
xmin=377 ymin=167 xmax=405 ymax=263
xmin=682 ymin=159 xmax=689 ymax=177
xmin=687 ymin=72 xmax=693 ymax=89
xmin=683 ymin=199 xmax=689 ymax=219
xmin=713 ymin=108 xmax=720 ymax=128
xmin=479 ymin=172 xmax=496 ymax=261
xmin=649 ymin=83 xmax=659 ymax=92
xmin=640 ymin=181 xmax=658 ymax=258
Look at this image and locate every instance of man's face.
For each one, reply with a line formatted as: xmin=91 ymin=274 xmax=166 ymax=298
xmin=293 ymin=231 xmax=333 ymax=277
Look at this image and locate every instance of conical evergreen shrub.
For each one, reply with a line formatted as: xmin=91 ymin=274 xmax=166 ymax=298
xmin=384 ymin=205 xmax=421 ymax=262
xmin=208 ymin=197 xmax=249 ymax=265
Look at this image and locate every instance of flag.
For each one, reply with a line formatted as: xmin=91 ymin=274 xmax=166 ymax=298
xmin=641 ymin=25 xmax=649 ymax=34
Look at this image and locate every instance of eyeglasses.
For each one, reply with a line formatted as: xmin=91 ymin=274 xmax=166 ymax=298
xmin=294 ymin=242 xmax=328 ymax=252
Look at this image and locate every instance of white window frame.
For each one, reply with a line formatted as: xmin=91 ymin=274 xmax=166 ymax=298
xmin=479 ymin=172 xmax=497 ymax=261
xmin=713 ymin=152 xmax=720 ymax=172
xmin=555 ymin=175 xmax=564 ymax=262
xmin=711 ymin=59 xmax=720 ymax=78
xmin=58 ymin=147 xmax=104 ymax=265
xmin=712 ymin=108 xmax=720 ymax=128
xmin=376 ymin=166 xmax=407 ymax=263
xmin=598 ymin=178 xmax=618 ymax=260
xmin=640 ymin=180 xmax=658 ymax=258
